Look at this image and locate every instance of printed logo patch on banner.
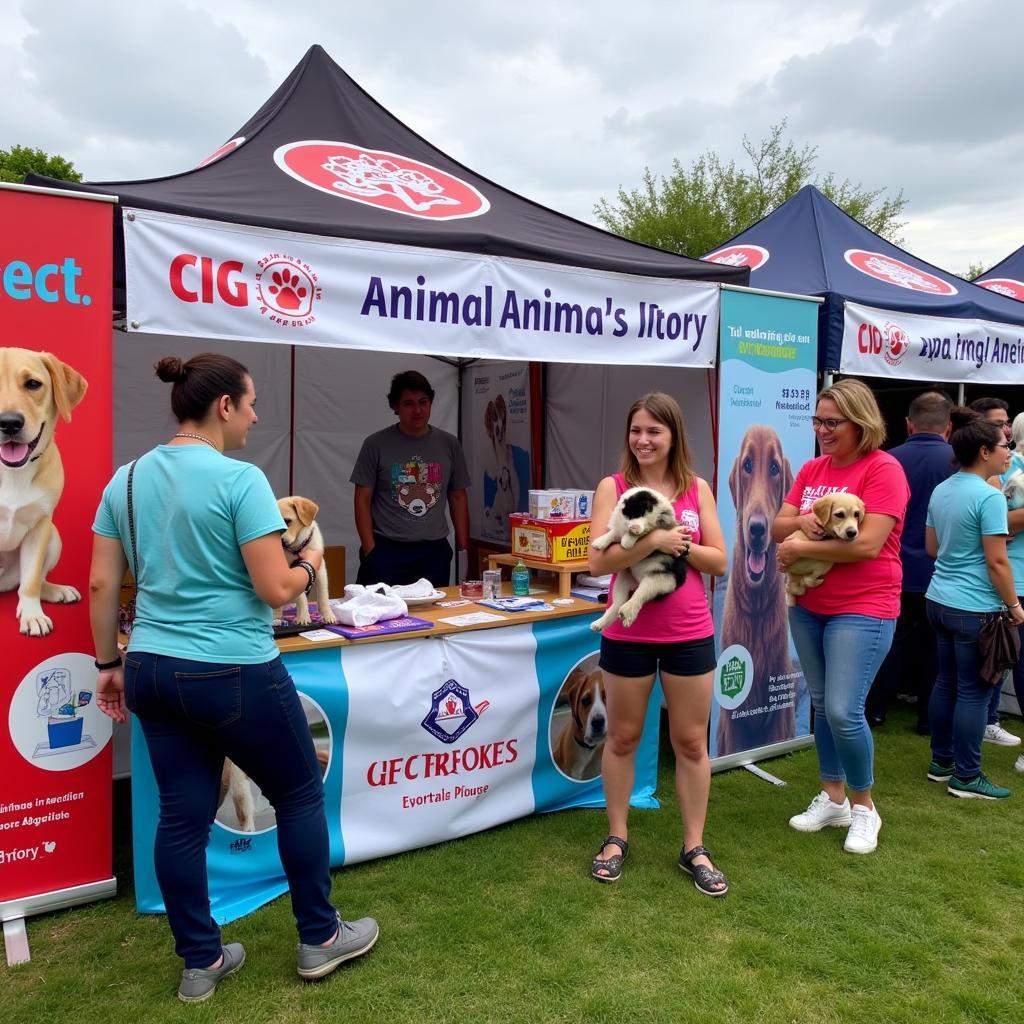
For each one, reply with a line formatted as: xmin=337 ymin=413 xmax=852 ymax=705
xmin=882 ymin=322 xmax=910 ymax=366
xmin=844 ymin=249 xmax=957 ymax=295
xmin=274 ymin=141 xmax=490 ymax=220
xmin=421 ymin=679 xmax=490 ymax=744
xmin=255 ymin=253 xmax=321 ymax=327
xmin=703 ymin=244 xmax=770 ymax=271
xmin=976 ymin=277 xmax=1024 ymax=301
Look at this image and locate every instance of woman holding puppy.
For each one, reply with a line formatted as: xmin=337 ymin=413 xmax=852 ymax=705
xmin=928 ymin=408 xmax=1024 ymax=798
xmin=89 ymin=354 xmax=377 ymax=1002
xmin=588 ymin=392 xmax=728 ymax=895
xmin=774 ymin=379 xmax=909 ymax=854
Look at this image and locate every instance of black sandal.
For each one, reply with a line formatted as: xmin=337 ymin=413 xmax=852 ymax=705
xmin=591 ymin=835 xmax=629 ymax=883
xmin=679 ymin=845 xmax=728 ymax=897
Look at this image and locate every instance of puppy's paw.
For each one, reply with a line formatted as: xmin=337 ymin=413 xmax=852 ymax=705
xmin=619 ymin=602 xmax=640 ymax=628
xmin=590 ymin=613 xmax=613 ymax=632
xmin=320 ymin=607 xmax=338 ymax=624
xmin=41 ymin=582 xmax=81 ymax=604
xmin=294 ymin=612 xmax=313 ymax=626
xmin=17 ymin=599 xmax=53 ymax=637
xmin=591 ymin=534 xmax=613 ymax=551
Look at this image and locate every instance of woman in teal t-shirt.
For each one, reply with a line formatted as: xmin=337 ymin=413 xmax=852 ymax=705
xmin=925 ymin=408 xmax=1024 ymax=800
xmin=89 ymin=353 xmax=378 ymax=1002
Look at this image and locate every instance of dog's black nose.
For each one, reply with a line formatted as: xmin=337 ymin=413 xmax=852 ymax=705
xmin=748 ymin=517 xmax=766 ymax=542
xmin=845 ymin=529 xmax=857 ymax=539
xmin=0 ymin=412 xmax=25 ymax=437
xmin=592 ymin=715 xmax=606 ymax=733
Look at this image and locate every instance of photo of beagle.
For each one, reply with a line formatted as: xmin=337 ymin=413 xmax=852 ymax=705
xmin=483 ymin=394 xmax=519 ymax=532
xmin=590 ymin=486 xmax=688 ymax=631
xmin=717 ymin=425 xmax=795 ymax=757
xmin=274 ymin=495 xmax=337 ymax=626
xmin=551 ymin=662 xmax=607 ymax=780
xmin=0 ymin=347 xmax=88 ymax=636
xmin=785 ymin=492 xmax=865 ymax=605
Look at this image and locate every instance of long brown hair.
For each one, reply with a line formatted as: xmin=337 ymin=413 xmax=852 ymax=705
xmin=619 ymin=392 xmax=694 ymax=499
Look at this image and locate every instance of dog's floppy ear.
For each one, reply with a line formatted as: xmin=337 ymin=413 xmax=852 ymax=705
xmin=811 ymin=494 xmax=835 ymax=527
xmin=293 ymin=497 xmax=319 ymax=526
xmin=496 ymin=394 xmax=507 ymax=420
xmin=39 ymin=352 xmax=88 ymax=423
xmin=781 ymin=454 xmax=794 ymax=504
xmin=728 ymin=449 xmax=741 ymax=505
xmin=484 ymin=401 xmax=495 ymax=439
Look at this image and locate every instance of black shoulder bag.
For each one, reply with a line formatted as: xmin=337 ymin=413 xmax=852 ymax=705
xmin=978 ymin=612 xmax=1021 ymax=687
xmin=118 ymin=459 xmax=140 ymax=636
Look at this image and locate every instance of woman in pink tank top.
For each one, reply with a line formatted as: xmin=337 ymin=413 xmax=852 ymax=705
xmin=587 ymin=393 xmax=728 ymax=896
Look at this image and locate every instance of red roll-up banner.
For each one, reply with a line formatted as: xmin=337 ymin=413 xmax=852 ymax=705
xmin=0 ymin=184 xmax=116 ymax=948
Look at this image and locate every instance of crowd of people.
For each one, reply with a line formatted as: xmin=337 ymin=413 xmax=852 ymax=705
xmin=88 ymin=356 xmax=1021 ymax=1000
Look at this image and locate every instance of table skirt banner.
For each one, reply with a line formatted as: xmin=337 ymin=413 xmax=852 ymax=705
xmin=130 ymin=615 xmax=661 ymax=922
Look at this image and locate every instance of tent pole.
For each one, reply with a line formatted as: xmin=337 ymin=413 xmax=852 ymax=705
xmin=288 ymin=345 xmax=296 ymax=494
xmin=957 ymin=383 xmax=965 ymax=405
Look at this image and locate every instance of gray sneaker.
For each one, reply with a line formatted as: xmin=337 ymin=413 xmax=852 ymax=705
xmin=297 ymin=914 xmax=379 ymax=980
xmin=177 ymin=942 xmax=246 ymax=1003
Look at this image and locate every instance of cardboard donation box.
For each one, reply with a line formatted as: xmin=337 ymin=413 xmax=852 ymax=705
xmin=510 ymin=514 xmax=590 ymax=562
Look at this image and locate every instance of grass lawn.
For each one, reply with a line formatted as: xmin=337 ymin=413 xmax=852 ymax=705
xmin=7 ymin=705 xmax=1024 ymax=1024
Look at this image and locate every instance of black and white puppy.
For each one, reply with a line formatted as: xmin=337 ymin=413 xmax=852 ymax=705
xmin=273 ymin=495 xmax=337 ymax=626
xmin=589 ymin=487 xmax=689 ymax=631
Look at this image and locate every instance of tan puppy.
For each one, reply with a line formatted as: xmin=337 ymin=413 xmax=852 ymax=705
xmin=785 ymin=492 xmax=865 ymax=606
xmin=552 ymin=666 xmax=608 ymax=779
xmin=273 ymin=495 xmax=337 ymax=626
xmin=0 ymin=347 xmax=88 ymax=636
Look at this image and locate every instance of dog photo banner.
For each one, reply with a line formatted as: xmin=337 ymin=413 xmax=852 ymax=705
xmin=0 ymin=184 xmax=116 ymax=949
xmin=711 ymin=288 xmax=819 ymax=764
xmin=123 ymin=208 xmax=721 ymax=368
xmin=840 ymin=301 xmax=1024 ymax=384
xmin=128 ymin=616 xmax=659 ymax=923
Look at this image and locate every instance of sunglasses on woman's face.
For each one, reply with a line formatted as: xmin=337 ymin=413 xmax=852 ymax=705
xmin=993 ymin=441 xmax=1017 ymax=451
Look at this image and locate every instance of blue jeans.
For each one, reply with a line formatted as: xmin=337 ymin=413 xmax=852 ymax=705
xmin=926 ymin=600 xmax=997 ymax=779
xmin=125 ymin=653 xmax=337 ymax=968
xmin=788 ymin=607 xmax=895 ymax=792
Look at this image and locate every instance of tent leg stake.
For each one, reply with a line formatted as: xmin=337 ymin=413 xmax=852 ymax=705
xmin=743 ymin=763 xmax=786 ymax=786
xmin=4 ymin=917 xmax=31 ymax=966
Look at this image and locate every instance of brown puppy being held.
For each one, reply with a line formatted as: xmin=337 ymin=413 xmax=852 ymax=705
xmin=785 ymin=492 xmax=865 ymax=606
xmin=273 ymin=496 xmax=337 ymax=626
xmin=0 ymin=347 xmax=88 ymax=636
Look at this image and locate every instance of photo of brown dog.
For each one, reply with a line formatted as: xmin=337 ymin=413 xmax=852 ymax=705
xmin=0 ymin=347 xmax=88 ymax=636
xmin=716 ymin=425 xmax=795 ymax=758
xmin=550 ymin=656 xmax=607 ymax=781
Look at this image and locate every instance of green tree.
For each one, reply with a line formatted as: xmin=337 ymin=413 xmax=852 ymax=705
xmin=594 ymin=122 xmax=906 ymax=258
xmin=0 ymin=145 xmax=82 ymax=184
xmin=958 ymin=261 xmax=986 ymax=282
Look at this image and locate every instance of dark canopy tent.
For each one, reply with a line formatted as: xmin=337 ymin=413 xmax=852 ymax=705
xmin=30 ymin=43 xmax=747 ymax=303
xmin=977 ymin=245 xmax=1024 ymax=302
xmin=703 ymin=185 xmax=1024 ymax=372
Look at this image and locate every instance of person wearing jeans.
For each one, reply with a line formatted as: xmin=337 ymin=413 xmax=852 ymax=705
xmin=924 ymin=408 xmax=1024 ymax=799
xmin=89 ymin=353 xmax=378 ymax=1003
xmin=775 ymin=379 xmax=909 ymax=855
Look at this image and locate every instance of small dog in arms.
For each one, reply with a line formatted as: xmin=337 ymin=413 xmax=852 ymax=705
xmin=273 ymin=495 xmax=337 ymax=626
xmin=784 ymin=492 xmax=865 ymax=605
xmin=590 ymin=487 xmax=689 ymax=631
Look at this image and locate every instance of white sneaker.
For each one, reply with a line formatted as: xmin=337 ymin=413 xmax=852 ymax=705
xmin=844 ymin=804 xmax=882 ymax=855
xmin=983 ymin=723 xmax=1021 ymax=746
xmin=1014 ymin=755 xmax=1024 ymax=774
xmin=789 ymin=790 xmax=852 ymax=832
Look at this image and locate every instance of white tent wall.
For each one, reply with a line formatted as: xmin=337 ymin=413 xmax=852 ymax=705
xmin=544 ymin=364 xmax=716 ymax=489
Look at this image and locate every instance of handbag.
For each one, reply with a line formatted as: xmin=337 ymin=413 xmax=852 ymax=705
xmin=978 ymin=611 xmax=1021 ymax=687
xmin=118 ymin=459 xmax=140 ymax=636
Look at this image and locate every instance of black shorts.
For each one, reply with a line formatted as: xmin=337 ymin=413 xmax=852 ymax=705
xmin=599 ymin=634 xmax=717 ymax=678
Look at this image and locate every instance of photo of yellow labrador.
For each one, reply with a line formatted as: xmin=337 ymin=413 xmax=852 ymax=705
xmin=273 ymin=495 xmax=337 ymax=626
xmin=0 ymin=347 xmax=88 ymax=636
xmin=590 ymin=486 xmax=689 ymax=631
xmin=785 ymin=492 xmax=865 ymax=605
xmin=550 ymin=659 xmax=607 ymax=780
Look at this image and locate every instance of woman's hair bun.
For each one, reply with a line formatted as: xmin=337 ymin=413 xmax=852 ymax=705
xmin=949 ymin=406 xmax=979 ymax=432
xmin=154 ymin=356 xmax=187 ymax=383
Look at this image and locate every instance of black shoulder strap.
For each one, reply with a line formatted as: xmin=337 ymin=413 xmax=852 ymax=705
xmin=126 ymin=459 xmax=140 ymax=585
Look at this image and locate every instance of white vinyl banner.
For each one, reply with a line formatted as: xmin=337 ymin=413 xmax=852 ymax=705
xmin=338 ymin=627 xmax=538 ymax=864
xmin=123 ymin=208 xmax=720 ymax=367
xmin=841 ymin=301 xmax=1024 ymax=383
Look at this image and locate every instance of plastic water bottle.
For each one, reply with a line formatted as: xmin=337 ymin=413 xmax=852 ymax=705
xmin=512 ymin=558 xmax=530 ymax=596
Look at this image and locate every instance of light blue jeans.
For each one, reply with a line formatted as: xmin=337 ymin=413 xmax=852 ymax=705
xmin=788 ymin=607 xmax=895 ymax=792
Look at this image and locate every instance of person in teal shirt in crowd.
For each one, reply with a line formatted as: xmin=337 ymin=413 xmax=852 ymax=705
xmin=925 ymin=408 xmax=1024 ymax=800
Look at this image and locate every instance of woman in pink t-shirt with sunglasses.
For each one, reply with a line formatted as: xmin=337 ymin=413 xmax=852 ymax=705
xmin=774 ymin=378 xmax=909 ymax=856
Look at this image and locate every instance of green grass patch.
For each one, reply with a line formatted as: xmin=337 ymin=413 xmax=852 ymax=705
xmin=7 ymin=706 xmax=1024 ymax=1023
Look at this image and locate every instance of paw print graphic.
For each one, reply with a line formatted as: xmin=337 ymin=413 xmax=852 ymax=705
xmin=267 ymin=270 xmax=307 ymax=311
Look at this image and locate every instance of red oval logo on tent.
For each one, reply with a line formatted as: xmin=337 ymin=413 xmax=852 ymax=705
xmin=703 ymin=244 xmax=770 ymax=271
xmin=274 ymin=141 xmax=490 ymax=220
xmin=196 ymin=137 xmax=245 ymax=169
xmin=844 ymin=249 xmax=957 ymax=295
xmin=976 ymin=277 xmax=1024 ymax=301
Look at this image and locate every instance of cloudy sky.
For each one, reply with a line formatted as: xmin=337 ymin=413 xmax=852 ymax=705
xmin=4 ymin=0 xmax=1021 ymax=274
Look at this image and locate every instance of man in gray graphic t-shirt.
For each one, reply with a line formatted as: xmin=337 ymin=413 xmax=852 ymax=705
xmin=350 ymin=370 xmax=470 ymax=587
